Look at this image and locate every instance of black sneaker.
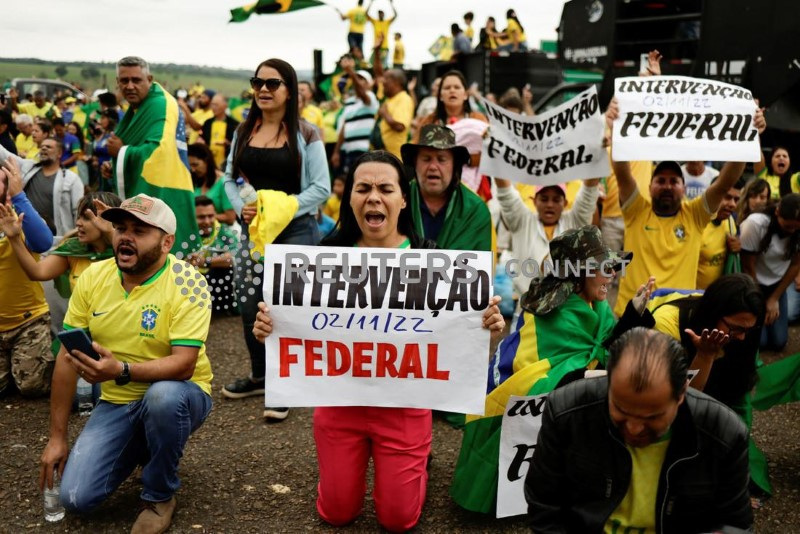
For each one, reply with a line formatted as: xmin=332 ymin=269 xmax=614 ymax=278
xmin=263 ymin=407 xmax=289 ymax=421
xmin=222 ymin=378 xmax=265 ymax=399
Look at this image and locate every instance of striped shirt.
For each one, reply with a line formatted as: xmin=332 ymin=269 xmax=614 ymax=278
xmin=340 ymin=91 xmax=378 ymax=154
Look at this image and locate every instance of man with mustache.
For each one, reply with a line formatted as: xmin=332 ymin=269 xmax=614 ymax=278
xmin=606 ymin=98 xmax=766 ymax=316
xmin=39 ymin=194 xmax=213 ymax=534
xmin=526 ymin=328 xmax=752 ymax=533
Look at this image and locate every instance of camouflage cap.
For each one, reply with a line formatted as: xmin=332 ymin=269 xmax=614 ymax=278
xmin=520 ymin=225 xmax=632 ymax=316
xmin=400 ymin=124 xmax=471 ymax=168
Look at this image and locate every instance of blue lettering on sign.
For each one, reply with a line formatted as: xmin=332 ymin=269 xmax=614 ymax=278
xmin=311 ymin=312 xmax=433 ymax=333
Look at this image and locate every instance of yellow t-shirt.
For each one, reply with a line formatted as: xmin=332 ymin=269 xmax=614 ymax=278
xmin=189 ymin=108 xmax=214 ymax=144
xmin=208 ymin=119 xmax=228 ymax=169
xmin=759 ymin=170 xmax=800 ymax=200
xmin=697 ymin=216 xmax=737 ymax=289
xmin=26 ymin=146 xmax=40 ymax=162
xmin=465 ymin=25 xmax=474 ymax=40
xmin=323 ymin=195 xmax=341 ymax=222
xmin=0 ymin=236 xmax=48 ymax=331
xmin=650 ymin=291 xmax=703 ymax=341
xmin=346 ymin=7 xmax=368 ymax=34
xmin=615 ymin=190 xmax=712 ymax=316
xmin=393 ymin=39 xmax=405 ymax=65
xmin=15 ymin=133 xmax=35 ymax=157
xmin=19 ymin=101 xmax=59 ymax=119
xmin=369 ymin=17 xmax=392 ymax=49
xmin=506 ymin=18 xmax=527 ymax=43
xmin=605 ymin=437 xmax=671 ymax=534
xmin=63 ymin=255 xmax=213 ymax=403
xmin=603 ymin=156 xmax=655 ymax=218
xmin=301 ymin=105 xmax=325 ymax=135
xmin=66 ymin=256 xmax=94 ymax=292
xmin=380 ymin=91 xmax=415 ymax=158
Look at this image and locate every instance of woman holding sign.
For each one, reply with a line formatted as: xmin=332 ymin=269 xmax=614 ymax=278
xmin=252 ymin=151 xmax=505 ymax=532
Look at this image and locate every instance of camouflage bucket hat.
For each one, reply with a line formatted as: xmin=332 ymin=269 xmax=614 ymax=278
xmin=400 ymin=124 xmax=471 ymax=168
xmin=520 ymin=225 xmax=632 ymax=316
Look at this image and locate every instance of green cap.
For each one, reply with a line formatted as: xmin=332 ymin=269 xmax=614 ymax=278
xmin=400 ymin=124 xmax=470 ymax=168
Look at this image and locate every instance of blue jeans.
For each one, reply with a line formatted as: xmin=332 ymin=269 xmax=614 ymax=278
xmin=786 ymin=284 xmax=800 ymax=323
xmin=760 ymin=283 xmax=789 ymax=351
xmin=238 ymin=214 xmax=320 ymax=380
xmin=60 ymin=381 xmax=212 ymax=512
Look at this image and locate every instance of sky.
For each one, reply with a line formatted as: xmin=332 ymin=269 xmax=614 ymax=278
xmin=4 ymin=0 xmax=567 ymax=73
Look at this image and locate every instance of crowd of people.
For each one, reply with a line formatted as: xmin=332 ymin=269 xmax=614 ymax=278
xmin=0 ymin=4 xmax=799 ymax=532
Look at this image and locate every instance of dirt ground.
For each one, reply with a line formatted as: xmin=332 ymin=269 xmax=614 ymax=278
xmin=2 ymin=315 xmax=799 ymax=533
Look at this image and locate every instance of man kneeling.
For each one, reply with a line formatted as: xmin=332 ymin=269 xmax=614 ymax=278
xmin=39 ymin=194 xmax=213 ymax=534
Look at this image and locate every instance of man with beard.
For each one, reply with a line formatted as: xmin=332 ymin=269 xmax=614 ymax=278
xmin=526 ymin=328 xmax=752 ymax=533
xmin=607 ymin=98 xmax=766 ymax=316
xmin=697 ymin=178 xmax=745 ymax=289
xmin=39 ymin=193 xmax=213 ymax=534
xmin=180 ymin=89 xmax=215 ymax=145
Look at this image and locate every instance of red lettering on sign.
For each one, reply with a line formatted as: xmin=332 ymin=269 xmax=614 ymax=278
xmin=326 ymin=341 xmax=351 ymax=376
xmin=425 ymin=344 xmax=449 ymax=380
xmin=376 ymin=343 xmax=399 ymax=377
xmin=398 ymin=344 xmax=423 ymax=378
xmin=352 ymin=342 xmax=373 ymax=377
xmin=279 ymin=337 xmax=303 ymax=377
xmin=304 ymin=339 xmax=323 ymax=376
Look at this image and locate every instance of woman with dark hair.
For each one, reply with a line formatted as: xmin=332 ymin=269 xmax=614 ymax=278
xmin=477 ymin=16 xmax=499 ymax=51
xmin=737 ymin=177 xmax=772 ymax=223
xmin=754 ymin=146 xmax=799 ymax=199
xmin=188 ymin=143 xmax=235 ymax=225
xmin=0 ymin=192 xmax=122 ymax=293
xmin=252 ymin=150 xmax=505 ymax=531
xmin=67 ymin=121 xmax=89 ymax=186
xmin=497 ymin=9 xmax=528 ymax=52
xmin=90 ymin=110 xmax=118 ymax=191
xmin=740 ymin=193 xmax=800 ymax=350
xmin=222 ymin=58 xmax=330 ymax=415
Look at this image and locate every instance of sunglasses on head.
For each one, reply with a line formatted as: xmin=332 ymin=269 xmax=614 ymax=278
xmin=250 ymin=77 xmax=286 ymax=92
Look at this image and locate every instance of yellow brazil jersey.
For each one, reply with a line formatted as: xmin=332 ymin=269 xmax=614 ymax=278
xmin=66 ymin=256 xmax=94 ymax=292
xmin=506 ymin=18 xmax=527 ymax=43
xmin=0 ymin=235 xmax=48 ymax=331
xmin=189 ymin=108 xmax=214 ymax=144
xmin=209 ymin=119 xmax=228 ymax=169
xmin=759 ymin=169 xmax=800 ymax=200
xmin=369 ymin=17 xmax=392 ymax=49
xmin=380 ymin=91 xmax=414 ymax=159
xmin=63 ymin=255 xmax=213 ymax=404
xmin=615 ymin=190 xmax=712 ymax=316
xmin=650 ymin=290 xmax=703 ymax=341
xmin=19 ymin=101 xmax=60 ymax=119
xmin=346 ymin=7 xmax=368 ymax=34
xmin=15 ymin=133 xmax=35 ymax=157
xmin=323 ymin=194 xmax=341 ymax=222
xmin=301 ymin=104 xmax=325 ymax=136
xmin=465 ymin=25 xmax=474 ymax=41
xmin=393 ymin=39 xmax=405 ymax=66
xmin=697 ymin=216 xmax=736 ymax=289
xmin=605 ymin=436 xmax=671 ymax=534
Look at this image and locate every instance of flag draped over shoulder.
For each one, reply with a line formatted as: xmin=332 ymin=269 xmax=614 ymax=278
xmin=451 ymin=294 xmax=617 ymax=513
xmin=230 ymin=0 xmax=324 ymax=22
xmin=113 ymin=82 xmax=199 ymax=253
xmin=409 ymin=181 xmax=493 ymax=251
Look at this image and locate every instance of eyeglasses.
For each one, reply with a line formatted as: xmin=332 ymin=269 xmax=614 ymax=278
xmin=720 ymin=317 xmax=753 ymax=336
xmin=250 ymin=77 xmax=286 ymax=92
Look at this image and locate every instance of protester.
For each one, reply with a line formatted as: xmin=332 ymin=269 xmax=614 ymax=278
xmin=188 ymin=143 xmax=236 ymax=225
xmin=451 ymin=24 xmax=472 ymax=59
xmin=375 ymin=69 xmax=414 ymax=159
xmin=330 ymin=56 xmax=378 ymax=175
xmin=52 ymin=118 xmax=81 ymax=171
xmin=477 ymin=17 xmax=499 ymax=51
xmin=400 ymin=124 xmax=492 ymax=252
xmin=0 ymin=110 xmax=17 ymax=156
xmin=90 ymin=110 xmax=118 ymax=191
xmin=367 ymin=0 xmax=396 ymax=67
xmin=0 ymin=136 xmax=83 ymax=237
xmin=38 ymin=194 xmax=213 ymax=533
xmin=26 ymin=119 xmax=51 ymax=162
xmin=201 ymin=94 xmax=239 ymax=170
xmin=697 ymin=178 xmax=744 ymax=289
xmin=18 ymin=91 xmax=59 ymax=120
xmin=740 ymin=193 xmax=800 ymax=351
xmin=682 ymin=160 xmax=719 ymax=200
xmin=323 ymin=174 xmax=345 ymax=222
xmin=498 ymin=9 xmax=528 ymax=52
xmin=737 ymin=177 xmax=771 ymax=223
xmin=251 ymin=150 xmax=504 ymax=531
xmin=298 ymin=81 xmax=325 ymax=136
xmin=104 ymin=56 xmax=199 ymax=253
xmin=392 ymin=32 xmax=404 ymax=69
xmin=2 ymin=192 xmax=120 ymax=293
xmin=336 ymin=0 xmax=368 ymax=60
xmin=180 ymin=89 xmax=215 ymax=144
xmin=0 ymin=160 xmax=54 ymax=397
xmin=14 ymin=114 xmax=35 ymax=158
xmin=452 ymin=226 xmax=652 ymax=513
xmin=463 ymin=12 xmax=475 ymax=45
xmin=414 ymin=70 xmax=488 ymax=138
xmin=606 ymin=97 xmax=765 ymax=316
xmin=755 ymin=146 xmax=799 ymax=199
xmin=221 ymin=58 xmax=330 ymax=420
xmin=527 ymin=327 xmax=753 ymax=533
xmin=187 ymin=196 xmax=238 ymax=314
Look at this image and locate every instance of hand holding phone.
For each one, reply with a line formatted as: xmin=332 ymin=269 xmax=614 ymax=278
xmin=57 ymin=329 xmax=101 ymax=361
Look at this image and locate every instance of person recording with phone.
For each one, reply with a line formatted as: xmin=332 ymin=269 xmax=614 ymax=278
xmin=39 ymin=193 xmax=213 ymax=534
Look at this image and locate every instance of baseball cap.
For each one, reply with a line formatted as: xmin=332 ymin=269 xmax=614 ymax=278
xmin=534 ymin=183 xmax=567 ymax=196
xmin=102 ymin=194 xmax=177 ymax=235
xmin=355 ymin=70 xmax=373 ymax=85
xmin=652 ymin=161 xmax=683 ymax=180
xmin=65 ymin=96 xmax=76 ymax=104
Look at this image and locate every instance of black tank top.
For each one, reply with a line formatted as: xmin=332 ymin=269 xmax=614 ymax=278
xmin=238 ymin=142 xmax=300 ymax=195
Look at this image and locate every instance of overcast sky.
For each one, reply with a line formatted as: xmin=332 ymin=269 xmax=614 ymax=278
xmin=4 ymin=0 xmax=567 ymax=73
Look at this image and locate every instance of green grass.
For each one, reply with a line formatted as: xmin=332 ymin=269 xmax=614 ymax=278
xmin=0 ymin=60 xmax=252 ymax=98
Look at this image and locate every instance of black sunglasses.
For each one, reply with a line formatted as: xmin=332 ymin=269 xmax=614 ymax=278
xmin=250 ymin=77 xmax=286 ymax=92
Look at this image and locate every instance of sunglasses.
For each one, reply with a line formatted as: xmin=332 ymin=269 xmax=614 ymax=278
xmin=250 ymin=77 xmax=286 ymax=92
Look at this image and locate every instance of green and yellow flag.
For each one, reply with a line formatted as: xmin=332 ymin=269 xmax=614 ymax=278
xmin=230 ymin=0 xmax=324 ymax=22
xmin=113 ymin=82 xmax=200 ymax=253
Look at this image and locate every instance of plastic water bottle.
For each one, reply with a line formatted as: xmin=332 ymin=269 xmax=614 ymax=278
xmin=43 ymin=477 xmax=65 ymax=522
xmin=77 ymin=376 xmax=93 ymax=416
xmin=236 ymin=177 xmax=258 ymax=206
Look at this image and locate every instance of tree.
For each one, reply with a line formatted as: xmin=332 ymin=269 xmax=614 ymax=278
xmin=80 ymin=67 xmax=100 ymax=80
xmin=55 ymin=65 xmax=68 ymax=77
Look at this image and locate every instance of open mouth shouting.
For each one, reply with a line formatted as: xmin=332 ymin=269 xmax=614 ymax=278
xmin=364 ymin=211 xmax=386 ymax=229
xmin=116 ymin=241 xmax=137 ymax=263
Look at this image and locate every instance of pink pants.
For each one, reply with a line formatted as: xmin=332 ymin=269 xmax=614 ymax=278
xmin=313 ymin=406 xmax=432 ymax=532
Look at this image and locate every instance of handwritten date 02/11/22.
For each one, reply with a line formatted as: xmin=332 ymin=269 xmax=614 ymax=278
xmin=310 ymin=312 xmax=433 ymax=333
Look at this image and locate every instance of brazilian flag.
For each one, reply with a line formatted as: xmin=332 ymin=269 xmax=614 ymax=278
xmin=230 ymin=0 xmax=324 ymax=22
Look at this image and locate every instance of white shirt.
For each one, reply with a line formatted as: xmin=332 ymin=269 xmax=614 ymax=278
xmin=740 ymin=213 xmax=792 ymax=286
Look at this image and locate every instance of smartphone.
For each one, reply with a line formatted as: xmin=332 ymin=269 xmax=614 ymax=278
xmin=640 ymin=53 xmax=649 ymax=73
xmin=57 ymin=329 xmax=101 ymax=361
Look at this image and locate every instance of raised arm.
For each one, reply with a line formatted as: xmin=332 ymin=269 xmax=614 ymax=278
xmin=605 ymin=98 xmax=638 ymax=205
